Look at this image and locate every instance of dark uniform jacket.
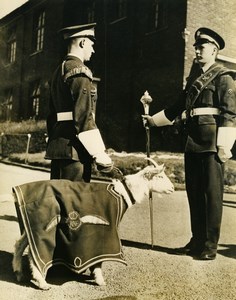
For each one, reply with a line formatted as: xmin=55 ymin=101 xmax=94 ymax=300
xmin=45 ymin=55 xmax=97 ymax=162
xmin=165 ymin=63 xmax=236 ymax=153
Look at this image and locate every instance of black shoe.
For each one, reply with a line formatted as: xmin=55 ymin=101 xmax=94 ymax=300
xmin=172 ymin=240 xmax=203 ymax=256
xmin=172 ymin=246 xmax=200 ymax=256
xmin=197 ymin=248 xmax=217 ymax=260
xmin=172 ymin=246 xmax=191 ymax=255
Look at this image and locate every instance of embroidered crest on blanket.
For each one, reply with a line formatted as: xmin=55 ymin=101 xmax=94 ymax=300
xmin=13 ymin=179 xmax=127 ymax=277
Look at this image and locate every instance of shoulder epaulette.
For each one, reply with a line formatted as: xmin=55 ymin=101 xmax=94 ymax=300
xmin=218 ymin=67 xmax=236 ymax=80
xmin=63 ymin=65 xmax=93 ymax=82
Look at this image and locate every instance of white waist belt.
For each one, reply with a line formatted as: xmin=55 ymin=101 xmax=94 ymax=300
xmin=190 ymin=107 xmax=220 ymax=117
xmin=57 ymin=112 xmax=73 ymax=121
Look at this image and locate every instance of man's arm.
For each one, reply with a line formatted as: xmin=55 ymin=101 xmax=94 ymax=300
xmin=217 ymin=73 xmax=236 ymax=162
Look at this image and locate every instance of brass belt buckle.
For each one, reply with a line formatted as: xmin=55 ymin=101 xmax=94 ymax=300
xmin=189 ymin=109 xmax=195 ymax=117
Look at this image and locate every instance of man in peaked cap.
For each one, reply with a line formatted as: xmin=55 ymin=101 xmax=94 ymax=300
xmin=193 ymin=27 xmax=225 ymax=50
xmin=143 ymin=27 xmax=236 ymax=260
xmin=59 ymin=23 xmax=96 ymax=41
xmin=45 ymin=23 xmax=112 ymax=182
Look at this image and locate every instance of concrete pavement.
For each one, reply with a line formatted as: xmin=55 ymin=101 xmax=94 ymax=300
xmin=0 ymin=162 xmax=236 ymax=299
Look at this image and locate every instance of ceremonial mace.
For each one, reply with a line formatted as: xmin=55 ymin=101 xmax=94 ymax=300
xmin=140 ymin=91 xmax=154 ymax=248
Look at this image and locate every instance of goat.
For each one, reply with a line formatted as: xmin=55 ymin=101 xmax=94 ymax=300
xmin=12 ymin=158 xmax=174 ymax=290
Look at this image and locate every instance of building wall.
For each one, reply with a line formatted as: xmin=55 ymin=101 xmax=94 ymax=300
xmin=94 ymin=0 xmax=187 ymax=151
xmin=0 ymin=13 xmax=24 ymax=120
xmin=184 ymin=0 xmax=236 ymax=82
xmin=57 ymin=0 xmax=188 ymax=151
xmin=0 ymin=0 xmax=65 ymax=121
xmin=1 ymin=0 xmax=235 ymax=152
xmin=20 ymin=0 xmax=65 ymax=119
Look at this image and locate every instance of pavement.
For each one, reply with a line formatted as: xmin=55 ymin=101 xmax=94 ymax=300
xmin=0 ymin=162 xmax=236 ymax=300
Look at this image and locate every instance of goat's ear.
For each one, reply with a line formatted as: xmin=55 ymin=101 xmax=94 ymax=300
xmin=157 ymin=164 xmax=165 ymax=172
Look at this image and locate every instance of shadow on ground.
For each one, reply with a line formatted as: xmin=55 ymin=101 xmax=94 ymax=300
xmin=122 ymin=240 xmax=236 ymax=260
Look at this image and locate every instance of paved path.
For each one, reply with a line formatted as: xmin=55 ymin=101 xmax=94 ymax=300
xmin=0 ymin=163 xmax=235 ymax=299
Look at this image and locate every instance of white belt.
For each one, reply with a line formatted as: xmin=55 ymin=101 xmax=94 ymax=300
xmin=57 ymin=112 xmax=73 ymax=121
xmin=189 ymin=107 xmax=220 ymax=117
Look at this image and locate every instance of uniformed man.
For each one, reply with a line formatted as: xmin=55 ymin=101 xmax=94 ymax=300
xmin=45 ymin=23 xmax=112 ymax=182
xmin=143 ymin=27 xmax=236 ymax=260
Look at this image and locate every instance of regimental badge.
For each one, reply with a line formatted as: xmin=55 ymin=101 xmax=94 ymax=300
xmin=46 ymin=211 xmax=110 ymax=232
xmin=66 ymin=211 xmax=81 ymax=230
xmin=66 ymin=211 xmax=110 ymax=231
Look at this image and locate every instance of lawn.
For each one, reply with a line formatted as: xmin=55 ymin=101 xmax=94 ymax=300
xmin=4 ymin=149 xmax=236 ymax=193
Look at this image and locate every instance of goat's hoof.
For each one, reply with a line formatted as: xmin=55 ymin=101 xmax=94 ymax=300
xmin=14 ymin=271 xmax=25 ymax=282
xmin=30 ymin=279 xmax=51 ymax=290
xmin=94 ymin=277 xmax=106 ymax=286
xmin=93 ymin=270 xmax=106 ymax=286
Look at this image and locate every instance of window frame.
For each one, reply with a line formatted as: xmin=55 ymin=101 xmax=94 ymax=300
xmin=7 ymin=28 xmax=17 ymax=64
xmin=87 ymin=0 xmax=96 ymax=23
xmin=29 ymin=81 xmax=41 ymax=119
xmin=145 ymin=0 xmax=167 ymax=35
xmin=109 ymin=0 xmax=128 ymax=24
xmin=32 ymin=9 xmax=45 ymax=53
xmin=0 ymin=89 xmax=13 ymax=121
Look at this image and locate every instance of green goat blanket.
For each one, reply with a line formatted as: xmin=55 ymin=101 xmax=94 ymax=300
xmin=13 ymin=179 xmax=127 ymax=278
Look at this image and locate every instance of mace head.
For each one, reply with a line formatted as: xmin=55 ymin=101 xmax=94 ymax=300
xmin=140 ymin=91 xmax=153 ymax=114
xmin=140 ymin=91 xmax=153 ymax=105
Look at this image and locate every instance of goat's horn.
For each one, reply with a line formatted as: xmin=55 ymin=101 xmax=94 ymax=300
xmin=145 ymin=157 xmax=159 ymax=167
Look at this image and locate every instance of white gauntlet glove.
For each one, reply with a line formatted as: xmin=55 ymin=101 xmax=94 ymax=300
xmin=217 ymin=147 xmax=232 ymax=163
xmin=142 ymin=110 xmax=173 ymax=127
xmin=93 ymin=152 xmax=112 ymax=167
xmin=78 ymin=129 xmax=113 ymax=171
xmin=217 ymin=127 xmax=236 ymax=163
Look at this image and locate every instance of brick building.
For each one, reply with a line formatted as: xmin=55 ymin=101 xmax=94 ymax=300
xmin=0 ymin=0 xmax=235 ymax=151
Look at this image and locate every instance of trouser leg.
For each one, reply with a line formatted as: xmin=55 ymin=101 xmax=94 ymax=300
xmin=50 ymin=159 xmax=92 ymax=182
xmin=203 ymin=153 xmax=224 ymax=249
xmin=185 ymin=153 xmax=206 ymax=250
xmin=185 ymin=152 xmax=224 ymax=250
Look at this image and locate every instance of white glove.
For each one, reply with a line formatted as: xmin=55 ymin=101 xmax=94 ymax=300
xmin=142 ymin=115 xmax=155 ymax=127
xmin=142 ymin=110 xmax=173 ymax=127
xmin=94 ymin=152 xmax=112 ymax=167
xmin=217 ymin=127 xmax=236 ymax=163
xmin=217 ymin=147 xmax=232 ymax=163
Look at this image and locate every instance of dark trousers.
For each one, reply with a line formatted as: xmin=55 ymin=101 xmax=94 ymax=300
xmin=184 ymin=152 xmax=224 ymax=250
xmin=50 ymin=159 xmax=92 ymax=182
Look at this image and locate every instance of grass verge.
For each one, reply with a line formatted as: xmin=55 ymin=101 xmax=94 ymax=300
xmin=3 ymin=150 xmax=236 ymax=193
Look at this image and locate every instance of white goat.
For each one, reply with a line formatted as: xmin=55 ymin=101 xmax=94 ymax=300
xmin=12 ymin=158 xmax=174 ymax=290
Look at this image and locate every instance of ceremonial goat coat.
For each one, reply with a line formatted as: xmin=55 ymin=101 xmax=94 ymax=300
xmin=13 ymin=179 xmax=128 ymax=278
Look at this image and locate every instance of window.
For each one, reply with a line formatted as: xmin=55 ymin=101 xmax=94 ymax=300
xmin=30 ymin=81 xmax=40 ymax=119
xmin=147 ymin=0 xmax=166 ymax=33
xmin=87 ymin=1 xmax=95 ymax=23
xmin=33 ymin=10 xmax=45 ymax=52
xmin=110 ymin=0 xmax=127 ymax=22
xmin=117 ymin=0 xmax=127 ymax=19
xmin=6 ymin=91 xmax=13 ymax=121
xmin=0 ymin=89 xmax=13 ymax=121
xmin=7 ymin=29 xmax=16 ymax=63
